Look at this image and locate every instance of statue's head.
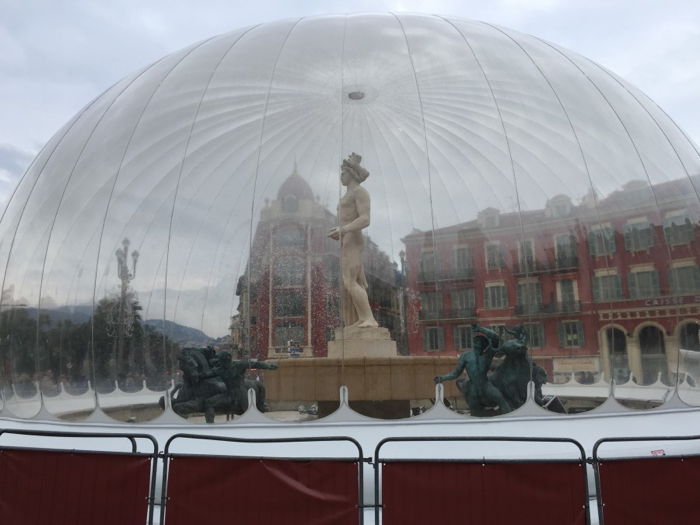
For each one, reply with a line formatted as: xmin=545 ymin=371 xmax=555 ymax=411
xmin=201 ymin=346 xmax=216 ymax=362
xmin=510 ymin=324 xmax=526 ymax=338
xmin=214 ymin=350 xmax=233 ymax=367
xmin=473 ymin=334 xmax=490 ymax=353
xmin=341 ymin=152 xmax=369 ymax=185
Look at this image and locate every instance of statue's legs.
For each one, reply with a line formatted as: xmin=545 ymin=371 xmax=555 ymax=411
xmin=344 ymin=280 xmax=378 ymax=328
xmin=484 ymin=383 xmax=513 ymax=414
xmin=172 ymin=398 xmax=204 ymax=419
xmin=203 ymin=393 xmax=233 ymax=423
xmin=341 ymin=236 xmax=378 ymax=328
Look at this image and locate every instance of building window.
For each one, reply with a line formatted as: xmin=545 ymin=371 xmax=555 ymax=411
xmin=559 ymin=321 xmax=584 ymax=347
xmin=454 ymin=325 xmax=473 ymax=350
xmin=423 ymin=327 xmax=444 ymax=351
xmin=628 ymin=269 xmax=660 ymax=299
xmin=554 ymin=233 xmax=578 ymax=269
xmin=488 ymin=324 xmax=507 ymax=338
xmin=420 ymin=291 xmax=441 ymax=319
xmin=452 ymin=246 xmax=472 ymax=277
xmin=419 ymin=251 xmax=437 ymax=280
xmin=273 ymin=225 xmax=304 ymax=249
xmin=593 ymin=273 xmax=623 ymax=302
xmin=516 ymin=281 xmax=542 ymax=313
xmin=484 ymin=284 xmax=508 ymax=309
xmin=664 ymin=213 xmax=694 ymax=245
xmin=557 ymin=279 xmax=577 ymax=304
xmin=624 ymin=221 xmax=653 ymax=251
xmin=281 ymin=195 xmax=299 ymax=213
xmin=518 ymin=239 xmax=535 ymax=273
xmin=274 ymin=291 xmax=304 ymax=317
xmin=451 ymin=289 xmax=475 ymax=316
xmin=485 ymin=242 xmax=503 ymax=270
xmin=588 ymin=226 xmax=616 ymax=256
xmin=524 ymin=323 xmax=545 ymax=348
xmin=274 ymin=256 xmax=305 ymax=286
xmin=680 ymin=322 xmax=700 ymax=351
xmin=274 ymin=321 xmax=304 ymax=347
xmin=669 ymin=265 xmax=700 ymax=295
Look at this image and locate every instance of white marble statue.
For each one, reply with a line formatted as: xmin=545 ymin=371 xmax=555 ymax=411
xmin=328 ymin=153 xmax=379 ymax=328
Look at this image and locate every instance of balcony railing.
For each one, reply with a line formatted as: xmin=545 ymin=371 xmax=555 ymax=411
xmin=417 ymin=267 xmax=474 ymax=283
xmin=418 ymin=308 xmax=476 ymax=320
xmin=513 ymin=260 xmax=550 ymax=276
xmin=515 ymin=301 xmax=581 ymax=316
xmin=550 ymin=301 xmax=581 ymax=313
xmin=514 ymin=303 xmax=546 ymax=316
xmin=555 ymin=255 xmax=578 ymax=271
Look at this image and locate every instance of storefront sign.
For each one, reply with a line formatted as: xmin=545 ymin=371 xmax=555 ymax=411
xmin=554 ymin=357 xmax=600 ymax=372
xmin=643 ymin=295 xmax=700 ymax=307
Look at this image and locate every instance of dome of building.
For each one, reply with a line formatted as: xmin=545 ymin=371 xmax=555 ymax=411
xmin=1 ymin=14 xmax=699 ymax=422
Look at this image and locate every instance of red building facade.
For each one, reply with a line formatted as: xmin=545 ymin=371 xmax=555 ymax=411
xmin=403 ymin=178 xmax=700 ymax=384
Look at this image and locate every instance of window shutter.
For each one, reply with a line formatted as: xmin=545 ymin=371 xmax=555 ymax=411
xmin=558 ymin=323 xmax=565 ymax=347
xmin=614 ymin=275 xmax=623 ymax=299
xmin=606 ymin=228 xmax=616 ymax=253
xmin=593 ymin=277 xmax=601 ymax=303
xmin=669 ymin=268 xmax=677 ymax=294
xmin=651 ymin=270 xmax=660 ymax=296
xmin=588 ymin=231 xmax=598 ymax=256
xmin=692 ymin=267 xmax=700 ymax=292
xmin=644 ymin=225 xmax=654 ymax=249
xmin=438 ymin=328 xmax=445 ymax=350
xmin=624 ymin=226 xmax=632 ymax=251
xmin=577 ymin=321 xmax=585 ymax=346
xmin=628 ymin=272 xmax=637 ymax=299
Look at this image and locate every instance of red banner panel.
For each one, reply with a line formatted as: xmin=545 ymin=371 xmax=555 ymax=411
xmin=0 ymin=448 xmax=151 ymax=525
xmin=164 ymin=456 xmax=359 ymax=525
xmin=598 ymin=455 xmax=700 ymax=524
xmin=382 ymin=461 xmax=587 ymax=525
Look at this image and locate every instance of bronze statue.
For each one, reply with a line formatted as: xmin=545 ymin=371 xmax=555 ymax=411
xmin=434 ymin=331 xmax=513 ymax=416
xmin=475 ymin=324 xmax=546 ymax=409
xmin=167 ymin=347 xmax=226 ymax=419
xmin=163 ymin=347 xmax=278 ymax=423
xmin=203 ymin=350 xmax=278 ymax=423
xmin=435 ymin=324 xmax=550 ymax=416
xmin=328 ymin=153 xmax=378 ymax=328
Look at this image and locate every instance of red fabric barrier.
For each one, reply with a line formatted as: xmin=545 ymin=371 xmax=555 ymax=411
xmin=382 ymin=460 xmax=587 ymax=525
xmin=598 ymin=455 xmax=700 ymax=524
xmin=0 ymin=448 xmax=151 ymax=525
xmin=164 ymin=456 xmax=358 ymax=525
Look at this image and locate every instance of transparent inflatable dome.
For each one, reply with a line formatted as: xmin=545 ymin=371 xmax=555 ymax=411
xmin=1 ymin=13 xmax=699 ymax=422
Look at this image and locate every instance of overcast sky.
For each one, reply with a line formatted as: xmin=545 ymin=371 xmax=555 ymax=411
xmin=1 ymin=0 xmax=699 ymax=204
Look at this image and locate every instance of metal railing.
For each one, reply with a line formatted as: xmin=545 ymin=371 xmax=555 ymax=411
xmin=0 ymin=429 xmax=159 ymax=525
xmin=374 ymin=436 xmax=590 ymax=525
xmin=161 ymin=434 xmax=366 ymax=525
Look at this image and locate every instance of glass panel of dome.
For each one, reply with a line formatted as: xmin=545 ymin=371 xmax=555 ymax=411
xmin=234 ymin=16 xmax=349 ymax=420
xmin=0 ymin=72 xmax=159 ymax=419
xmin=2 ymin=14 xmax=699 ymax=423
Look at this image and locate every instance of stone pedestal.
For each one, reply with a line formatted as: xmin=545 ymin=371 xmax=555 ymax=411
xmin=326 ymin=326 xmax=398 ymax=359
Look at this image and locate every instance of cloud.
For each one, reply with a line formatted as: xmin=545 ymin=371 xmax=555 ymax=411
xmin=0 ymin=144 xmax=33 ymax=205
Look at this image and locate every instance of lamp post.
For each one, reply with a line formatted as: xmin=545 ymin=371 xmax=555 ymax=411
xmin=113 ymin=238 xmax=139 ymax=380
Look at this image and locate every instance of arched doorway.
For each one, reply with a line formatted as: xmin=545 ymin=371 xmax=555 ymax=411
xmin=639 ymin=325 xmax=667 ymax=384
xmin=606 ymin=327 xmax=629 ymax=383
xmin=679 ymin=322 xmax=700 ymax=386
